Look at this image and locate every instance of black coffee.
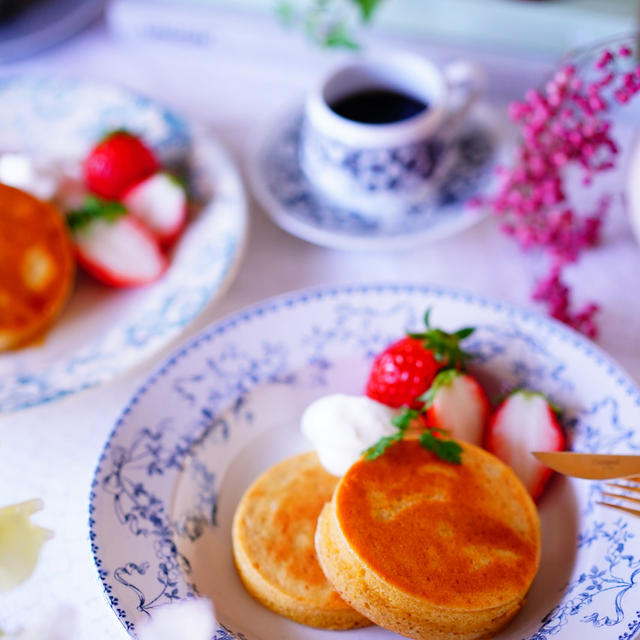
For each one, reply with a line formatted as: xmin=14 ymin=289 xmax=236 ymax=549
xmin=330 ymin=88 xmax=427 ymax=124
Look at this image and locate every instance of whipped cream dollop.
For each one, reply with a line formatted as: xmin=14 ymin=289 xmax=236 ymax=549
xmin=301 ymin=394 xmax=397 ymax=476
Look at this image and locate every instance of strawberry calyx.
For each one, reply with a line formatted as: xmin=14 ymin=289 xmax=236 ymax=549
xmin=66 ymin=195 xmax=127 ymax=232
xmin=417 ymin=368 xmax=462 ymax=408
xmin=98 ymin=128 xmax=135 ymax=144
xmin=499 ymin=388 xmax=562 ymax=417
xmin=407 ymin=308 xmax=475 ymax=369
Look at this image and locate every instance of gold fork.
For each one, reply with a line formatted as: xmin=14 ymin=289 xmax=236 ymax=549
xmin=597 ymin=476 xmax=640 ymax=518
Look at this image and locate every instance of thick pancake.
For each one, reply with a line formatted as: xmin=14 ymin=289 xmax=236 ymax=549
xmin=0 ymin=183 xmax=74 ymax=351
xmin=231 ymin=451 xmax=370 ymax=630
xmin=316 ymin=439 xmax=540 ymax=640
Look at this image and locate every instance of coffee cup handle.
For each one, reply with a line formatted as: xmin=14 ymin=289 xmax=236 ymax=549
xmin=443 ymin=61 xmax=485 ymax=128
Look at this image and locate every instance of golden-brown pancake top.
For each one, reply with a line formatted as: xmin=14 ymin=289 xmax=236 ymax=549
xmin=335 ymin=439 xmax=540 ymax=610
xmin=0 ymin=183 xmax=74 ymax=349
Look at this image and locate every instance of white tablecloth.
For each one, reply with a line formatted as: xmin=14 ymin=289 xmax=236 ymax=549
xmin=1 ymin=8 xmax=639 ymax=638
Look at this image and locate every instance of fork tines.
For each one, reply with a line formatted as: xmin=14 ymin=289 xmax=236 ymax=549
xmin=597 ymin=476 xmax=640 ymax=518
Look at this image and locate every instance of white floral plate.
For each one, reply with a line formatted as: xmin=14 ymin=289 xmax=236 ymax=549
xmin=0 ymin=76 xmax=248 ymax=414
xmin=89 ymin=284 xmax=640 ymax=640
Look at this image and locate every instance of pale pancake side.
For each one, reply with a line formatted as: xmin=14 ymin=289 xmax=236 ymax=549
xmin=232 ymin=451 xmax=370 ymax=630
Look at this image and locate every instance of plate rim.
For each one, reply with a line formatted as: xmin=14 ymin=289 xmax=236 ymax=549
xmin=88 ymin=282 xmax=640 ymax=638
xmin=0 ymin=75 xmax=250 ymax=414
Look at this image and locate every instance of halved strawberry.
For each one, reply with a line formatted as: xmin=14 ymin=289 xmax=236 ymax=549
xmin=67 ymin=197 xmax=167 ymax=287
xmin=485 ymin=390 xmax=565 ymax=501
xmin=122 ymin=172 xmax=187 ymax=247
xmin=84 ymin=130 xmax=159 ymax=200
xmin=365 ymin=309 xmax=475 ymax=409
xmin=420 ymin=370 xmax=489 ymax=446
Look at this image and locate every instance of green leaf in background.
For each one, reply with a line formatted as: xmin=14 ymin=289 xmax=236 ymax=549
xmin=276 ymin=0 xmax=296 ymax=25
xmin=324 ymin=21 xmax=359 ymax=49
xmin=276 ymin=0 xmax=384 ymax=49
xmin=353 ymin=0 xmax=383 ymax=22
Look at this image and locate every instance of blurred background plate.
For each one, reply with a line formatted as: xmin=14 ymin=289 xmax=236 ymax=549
xmin=0 ymin=76 xmax=248 ymax=413
xmin=0 ymin=0 xmax=105 ymax=63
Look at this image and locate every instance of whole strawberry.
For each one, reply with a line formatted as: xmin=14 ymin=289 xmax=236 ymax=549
xmin=365 ymin=309 xmax=474 ymax=409
xmin=84 ymin=130 xmax=159 ymax=199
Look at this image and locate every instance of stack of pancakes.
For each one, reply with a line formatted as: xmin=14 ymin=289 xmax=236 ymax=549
xmin=233 ymin=440 xmax=540 ymax=640
xmin=0 ymin=183 xmax=74 ymax=351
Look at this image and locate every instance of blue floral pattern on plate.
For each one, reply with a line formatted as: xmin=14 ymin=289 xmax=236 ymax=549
xmin=0 ymin=76 xmax=248 ymax=414
xmin=249 ymin=104 xmax=511 ymax=250
xmin=90 ymin=284 xmax=640 ymax=640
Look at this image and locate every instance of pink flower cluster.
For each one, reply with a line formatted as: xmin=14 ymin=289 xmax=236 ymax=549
xmin=489 ymin=44 xmax=640 ymax=337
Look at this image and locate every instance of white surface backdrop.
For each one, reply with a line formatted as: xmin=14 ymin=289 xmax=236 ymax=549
xmin=1 ymin=6 xmax=640 ymax=638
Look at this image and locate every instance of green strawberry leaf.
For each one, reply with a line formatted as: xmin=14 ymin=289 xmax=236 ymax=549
xmin=391 ymin=408 xmax=420 ymax=432
xmin=365 ymin=409 xmax=462 ymax=465
xmin=66 ymin=196 xmax=127 ymax=232
xmin=419 ymin=430 xmax=463 ymax=464
xmin=364 ymin=432 xmax=403 ymax=461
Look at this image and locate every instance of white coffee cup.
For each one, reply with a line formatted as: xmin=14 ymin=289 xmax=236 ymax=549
xmin=300 ymin=51 xmax=484 ymax=219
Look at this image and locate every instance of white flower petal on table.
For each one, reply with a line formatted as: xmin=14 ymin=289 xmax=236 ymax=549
xmin=137 ymin=598 xmax=216 ymax=640
xmin=0 ymin=499 xmax=53 ymax=592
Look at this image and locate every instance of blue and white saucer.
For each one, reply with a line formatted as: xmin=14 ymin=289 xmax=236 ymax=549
xmin=249 ymin=103 xmax=511 ymax=251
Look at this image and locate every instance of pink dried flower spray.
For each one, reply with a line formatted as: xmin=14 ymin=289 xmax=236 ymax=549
xmin=486 ymin=44 xmax=640 ymax=337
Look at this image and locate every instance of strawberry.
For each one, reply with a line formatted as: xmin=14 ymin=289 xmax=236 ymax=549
xmin=122 ymin=172 xmax=187 ymax=247
xmin=67 ymin=196 xmax=167 ymax=287
xmin=420 ymin=369 xmax=489 ymax=446
xmin=485 ymin=390 xmax=565 ymax=501
xmin=365 ymin=309 xmax=474 ymax=409
xmin=84 ymin=130 xmax=159 ymax=200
